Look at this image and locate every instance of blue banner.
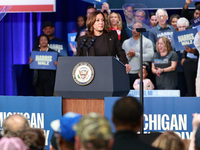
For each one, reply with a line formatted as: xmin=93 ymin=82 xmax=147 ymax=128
xmin=82 ymin=0 xmax=107 ymax=5
xmin=173 ymin=28 xmax=197 ymax=51
xmin=30 ymin=51 xmax=58 ymax=70
xmin=105 ymin=97 xmax=200 ymax=139
xmin=0 ymin=96 xmax=62 ymax=150
xmin=49 ymin=41 xmax=68 ymax=56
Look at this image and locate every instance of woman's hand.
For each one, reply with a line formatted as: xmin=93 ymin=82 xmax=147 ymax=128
xmin=54 ymin=61 xmax=58 ymax=67
xmin=181 ymin=58 xmax=185 ymax=66
xmin=155 ymin=67 xmax=164 ymax=77
xmin=184 ymin=45 xmax=195 ymax=54
xmin=70 ymin=43 xmax=77 ymax=55
xmin=125 ymin=64 xmax=131 ymax=74
xmin=126 ymin=48 xmax=135 ymax=58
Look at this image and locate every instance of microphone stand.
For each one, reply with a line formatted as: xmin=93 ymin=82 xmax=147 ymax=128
xmin=136 ymin=28 xmax=146 ymax=135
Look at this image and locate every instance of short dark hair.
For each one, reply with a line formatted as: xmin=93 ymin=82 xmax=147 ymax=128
xmin=37 ymin=34 xmax=50 ymax=45
xmin=42 ymin=21 xmax=54 ymax=29
xmin=112 ymin=96 xmax=143 ymax=128
xmin=150 ymin=12 xmax=156 ymax=18
xmin=169 ymin=14 xmax=180 ymax=25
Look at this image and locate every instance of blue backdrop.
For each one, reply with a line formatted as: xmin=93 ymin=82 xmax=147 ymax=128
xmin=0 ymin=0 xmax=91 ymax=95
xmin=105 ymin=97 xmax=200 ymax=139
xmin=0 ymin=96 xmax=62 ymax=150
xmin=0 ymin=0 xmax=184 ymax=95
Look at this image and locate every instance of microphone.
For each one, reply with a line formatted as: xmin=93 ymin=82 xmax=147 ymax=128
xmin=87 ymin=36 xmax=98 ymax=50
xmin=136 ymin=28 xmax=146 ymax=32
xmin=80 ymin=37 xmax=88 ymax=49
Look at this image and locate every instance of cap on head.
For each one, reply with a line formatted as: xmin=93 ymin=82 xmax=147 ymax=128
xmin=74 ymin=112 xmax=112 ymax=143
xmin=51 ymin=112 xmax=82 ymax=143
xmin=43 ymin=21 xmax=54 ymax=29
xmin=0 ymin=137 xmax=27 ymax=150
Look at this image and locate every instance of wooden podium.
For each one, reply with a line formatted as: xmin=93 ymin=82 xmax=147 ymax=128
xmin=62 ymin=98 xmax=104 ymax=116
xmin=55 ymin=56 xmax=130 ymax=116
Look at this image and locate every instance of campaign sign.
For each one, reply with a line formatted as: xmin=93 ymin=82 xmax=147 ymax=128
xmin=81 ymin=0 xmax=107 ymax=5
xmin=105 ymin=97 xmax=200 ymax=139
xmin=0 ymin=96 xmax=62 ymax=150
xmin=68 ymin=33 xmax=77 ymax=56
xmin=49 ymin=40 xmax=68 ymax=56
xmin=30 ymin=51 xmax=57 ymax=70
xmin=191 ymin=16 xmax=200 ymax=27
xmin=173 ymin=28 xmax=197 ymax=51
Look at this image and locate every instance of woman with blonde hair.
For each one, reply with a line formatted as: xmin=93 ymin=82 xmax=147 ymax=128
xmin=107 ymin=12 xmax=128 ymax=43
xmin=152 ymin=131 xmax=185 ymax=150
xmin=151 ymin=36 xmax=178 ymax=89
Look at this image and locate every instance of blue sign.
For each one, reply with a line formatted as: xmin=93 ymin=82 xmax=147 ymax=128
xmin=49 ymin=41 xmax=68 ymax=56
xmin=0 ymin=96 xmax=62 ymax=150
xmin=68 ymin=33 xmax=77 ymax=56
xmin=30 ymin=51 xmax=58 ymax=70
xmin=191 ymin=16 xmax=200 ymax=27
xmin=105 ymin=97 xmax=200 ymax=139
xmin=82 ymin=0 xmax=107 ymax=5
xmin=173 ymin=28 xmax=197 ymax=51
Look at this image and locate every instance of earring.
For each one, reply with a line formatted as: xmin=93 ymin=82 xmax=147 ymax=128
xmin=48 ymin=44 xmax=49 ymax=47
xmin=38 ymin=45 xmax=40 ymax=47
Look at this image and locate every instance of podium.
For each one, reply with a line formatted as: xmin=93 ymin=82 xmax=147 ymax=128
xmin=55 ymin=56 xmax=130 ymax=115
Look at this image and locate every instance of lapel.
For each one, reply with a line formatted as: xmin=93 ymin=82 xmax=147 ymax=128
xmin=104 ymin=32 xmax=112 ymax=56
xmin=87 ymin=38 xmax=95 ymax=56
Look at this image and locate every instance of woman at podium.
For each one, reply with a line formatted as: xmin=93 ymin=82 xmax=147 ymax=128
xmin=77 ymin=11 xmax=131 ymax=73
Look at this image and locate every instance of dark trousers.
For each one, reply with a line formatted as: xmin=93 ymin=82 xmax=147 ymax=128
xmin=35 ymin=80 xmax=54 ymax=96
xmin=183 ymin=59 xmax=198 ymax=96
xmin=177 ymin=72 xmax=187 ymax=96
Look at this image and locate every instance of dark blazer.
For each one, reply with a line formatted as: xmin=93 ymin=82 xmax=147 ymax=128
xmin=120 ymin=27 xmax=129 ymax=44
xmin=77 ymin=30 xmax=128 ymax=64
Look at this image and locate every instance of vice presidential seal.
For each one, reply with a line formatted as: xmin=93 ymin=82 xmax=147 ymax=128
xmin=72 ymin=62 xmax=94 ymax=85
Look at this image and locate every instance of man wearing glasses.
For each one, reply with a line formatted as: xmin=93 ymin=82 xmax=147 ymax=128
xmin=148 ymin=9 xmax=176 ymax=50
